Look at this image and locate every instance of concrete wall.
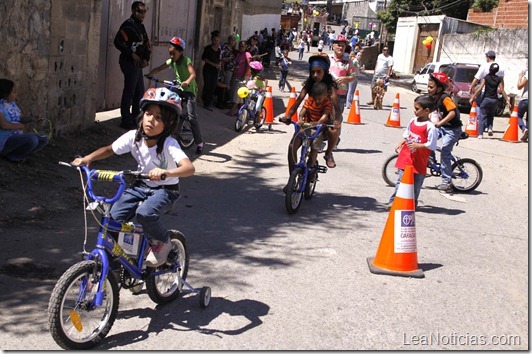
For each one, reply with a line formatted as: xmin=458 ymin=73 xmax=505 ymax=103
xmin=0 ymin=0 xmax=102 ymax=135
xmin=441 ymin=28 xmax=528 ymax=95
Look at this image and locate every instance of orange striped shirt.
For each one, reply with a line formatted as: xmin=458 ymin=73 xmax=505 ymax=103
xmin=303 ymin=96 xmax=332 ymax=123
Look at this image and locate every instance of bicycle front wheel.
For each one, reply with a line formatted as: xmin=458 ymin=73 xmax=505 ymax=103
xmin=451 ymin=158 xmax=483 ymax=192
xmin=146 ymin=230 xmax=189 ymax=304
xmin=304 ymin=164 xmax=318 ymax=200
xmin=285 ymin=167 xmax=304 ymax=214
xmin=254 ymin=107 xmax=267 ymax=130
xmin=235 ymin=108 xmax=248 ymax=132
xmin=382 ymin=154 xmax=400 ymax=187
xmin=176 ymin=117 xmax=194 ymax=150
xmin=48 ymin=261 xmax=119 ymax=350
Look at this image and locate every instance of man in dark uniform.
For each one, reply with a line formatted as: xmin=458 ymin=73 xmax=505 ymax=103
xmin=114 ymin=1 xmax=151 ymax=129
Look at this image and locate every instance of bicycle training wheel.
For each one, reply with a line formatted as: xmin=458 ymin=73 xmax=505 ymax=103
xmin=175 ymin=117 xmax=194 ymax=150
xmin=48 ymin=260 xmax=119 ymax=350
xmin=146 ymin=230 xmax=189 ymax=304
xmin=450 ymin=158 xmax=483 ymax=192
xmin=304 ymin=164 xmax=318 ymax=200
xmin=235 ymin=109 xmax=248 ymax=132
xmin=381 ymin=154 xmax=400 ymax=187
xmin=254 ymin=107 xmax=267 ymax=131
xmin=285 ymin=167 xmax=304 ymax=214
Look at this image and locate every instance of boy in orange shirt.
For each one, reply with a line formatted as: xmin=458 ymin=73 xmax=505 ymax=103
xmin=298 ymin=81 xmax=332 ymax=170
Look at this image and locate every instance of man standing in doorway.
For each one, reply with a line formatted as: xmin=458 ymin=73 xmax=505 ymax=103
xmin=114 ymin=1 xmax=151 ymax=130
xmin=367 ymin=46 xmax=393 ymax=105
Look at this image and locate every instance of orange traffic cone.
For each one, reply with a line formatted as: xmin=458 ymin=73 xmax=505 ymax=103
xmin=345 ymin=89 xmax=363 ymax=125
xmin=501 ymin=105 xmax=520 ymax=143
xmin=385 ymin=93 xmax=402 ymax=128
xmin=264 ymin=86 xmax=274 ymax=125
xmin=367 ymin=165 xmax=424 ymax=278
xmin=465 ymin=102 xmax=478 ymax=137
xmin=285 ymin=87 xmax=298 ymax=123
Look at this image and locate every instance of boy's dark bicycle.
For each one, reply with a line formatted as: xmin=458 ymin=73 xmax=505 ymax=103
xmin=382 ymin=132 xmax=483 ymax=192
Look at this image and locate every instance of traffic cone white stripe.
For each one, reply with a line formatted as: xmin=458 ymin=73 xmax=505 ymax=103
xmin=395 ymin=181 xmax=414 ymax=199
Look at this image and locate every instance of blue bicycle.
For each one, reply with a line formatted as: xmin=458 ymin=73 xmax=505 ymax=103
xmin=280 ymin=117 xmax=331 ymax=214
xmin=235 ymin=86 xmax=267 ymax=132
xmin=48 ymin=162 xmax=211 ymax=350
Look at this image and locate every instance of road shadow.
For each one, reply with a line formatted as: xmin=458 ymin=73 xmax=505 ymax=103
xmin=98 ymin=296 xmax=270 ymax=349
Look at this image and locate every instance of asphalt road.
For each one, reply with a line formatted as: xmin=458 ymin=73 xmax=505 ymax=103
xmin=0 ymin=46 xmax=528 ymax=350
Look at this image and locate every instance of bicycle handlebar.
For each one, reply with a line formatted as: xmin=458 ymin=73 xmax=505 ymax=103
xmin=279 ymin=117 xmax=334 ymax=140
xmin=59 ymin=162 xmax=165 ymax=204
xmin=145 ymin=75 xmax=195 ymax=101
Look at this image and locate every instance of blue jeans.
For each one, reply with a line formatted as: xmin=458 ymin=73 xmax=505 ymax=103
xmin=1 ymin=133 xmax=48 ymax=161
xmin=119 ymin=59 xmax=145 ymax=124
xmin=518 ymin=99 xmax=528 ymax=131
xmin=110 ymin=184 xmax=180 ymax=243
xmin=388 ymin=169 xmax=425 ymax=208
xmin=440 ymin=126 xmax=462 ymax=183
xmin=298 ymin=47 xmax=304 ymax=60
xmin=477 ymin=97 xmax=498 ymax=133
xmin=185 ymin=95 xmax=203 ymax=145
xmin=345 ymin=79 xmax=358 ymax=109
xmin=279 ymin=70 xmax=289 ymax=91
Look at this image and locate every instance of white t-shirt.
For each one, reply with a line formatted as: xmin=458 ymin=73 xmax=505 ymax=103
xmin=112 ymin=130 xmax=188 ymax=188
xmin=474 ymin=61 xmax=504 ymax=81
xmin=318 ymin=40 xmax=324 ymax=50
xmin=375 ymin=53 xmax=394 ymax=76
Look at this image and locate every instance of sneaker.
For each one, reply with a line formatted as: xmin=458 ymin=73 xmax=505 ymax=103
xmin=308 ymin=166 xmax=318 ymax=182
xmin=196 ymin=145 xmax=204 ymax=154
xmin=477 ymin=135 xmax=483 ymax=139
xmin=437 ymin=182 xmax=451 ymax=191
xmin=324 ymin=153 xmax=336 ymax=168
xmin=488 ymin=129 xmax=493 ymax=136
xmin=366 ymin=101 xmax=374 ymax=105
xmin=145 ymin=239 xmax=173 ymax=267
xmin=386 ymin=201 xmax=393 ymax=211
xmin=521 ymin=129 xmax=529 ymax=142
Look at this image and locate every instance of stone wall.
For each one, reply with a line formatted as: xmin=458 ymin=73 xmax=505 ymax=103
xmin=0 ymin=0 xmax=102 ymax=135
xmin=467 ymin=0 xmax=528 ymax=29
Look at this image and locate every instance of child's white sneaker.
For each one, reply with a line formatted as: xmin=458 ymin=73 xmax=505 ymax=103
xmin=146 ymin=239 xmax=173 ymax=267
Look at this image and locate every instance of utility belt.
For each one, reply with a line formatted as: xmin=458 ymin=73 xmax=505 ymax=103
xmin=135 ymin=181 xmax=180 ymax=192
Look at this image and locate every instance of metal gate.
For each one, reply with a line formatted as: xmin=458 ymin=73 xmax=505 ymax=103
xmin=96 ymin=0 xmax=197 ymax=112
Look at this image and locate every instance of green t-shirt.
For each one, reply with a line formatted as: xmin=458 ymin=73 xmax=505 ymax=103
xmin=166 ymin=56 xmax=197 ymax=96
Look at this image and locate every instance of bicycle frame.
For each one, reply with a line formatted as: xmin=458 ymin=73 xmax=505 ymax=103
xmin=239 ymin=89 xmax=263 ymax=120
xmin=75 ymin=165 xmax=180 ymax=307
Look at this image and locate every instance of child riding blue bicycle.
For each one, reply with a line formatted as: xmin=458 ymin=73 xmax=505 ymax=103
xmin=71 ymin=86 xmax=195 ymax=267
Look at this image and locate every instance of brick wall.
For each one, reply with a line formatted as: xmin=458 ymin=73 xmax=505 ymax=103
xmin=467 ymin=0 xmax=528 ymax=29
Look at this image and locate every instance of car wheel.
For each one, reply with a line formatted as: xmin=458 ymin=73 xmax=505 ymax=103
xmin=411 ymin=80 xmax=418 ymax=92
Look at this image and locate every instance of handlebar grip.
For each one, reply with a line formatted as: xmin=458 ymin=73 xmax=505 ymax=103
xmin=160 ymin=174 xmax=166 ymax=181
xmin=279 ymin=117 xmax=291 ymax=124
xmin=138 ymin=173 xmax=166 ymax=180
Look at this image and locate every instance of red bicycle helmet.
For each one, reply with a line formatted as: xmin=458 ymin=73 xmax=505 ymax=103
xmin=170 ymin=37 xmax=186 ymax=50
xmin=430 ymin=72 xmax=450 ymax=89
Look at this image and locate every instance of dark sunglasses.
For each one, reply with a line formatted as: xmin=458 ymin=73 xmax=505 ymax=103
xmin=136 ymin=9 xmax=147 ymax=14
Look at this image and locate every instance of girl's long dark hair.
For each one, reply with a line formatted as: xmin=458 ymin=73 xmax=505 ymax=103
xmin=302 ymin=72 xmax=337 ymax=95
xmin=135 ymin=104 xmax=179 ymax=155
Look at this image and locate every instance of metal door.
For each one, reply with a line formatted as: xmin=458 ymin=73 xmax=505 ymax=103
xmin=413 ymin=23 xmax=439 ymax=74
xmin=96 ymin=0 xmax=197 ymax=112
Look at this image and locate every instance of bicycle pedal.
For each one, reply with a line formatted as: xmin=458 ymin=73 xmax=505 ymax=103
xmin=317 ymin=166 xmax=328 ymax=173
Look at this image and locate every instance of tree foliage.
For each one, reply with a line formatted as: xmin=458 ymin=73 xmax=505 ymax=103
xmin=377 ymin=0 xmax=473 ymax=34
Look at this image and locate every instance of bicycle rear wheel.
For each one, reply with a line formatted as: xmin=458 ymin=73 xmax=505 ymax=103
xmin=285 ymin=167 xmax=304 ymax=214
xmin=382 ymin=154 xmax=400 ymax=187
xmin=254 ymin=107 xmax=267 ymax=130
xmin=175 ymin=117 xmax=194 ymax=150
xmin=146 ymin=230 xmax=189 ymax=304
xmin=48 ymin=260 xmax=119 ymax=350
xmin=451 ymin=158 xmax=483 ymax=192
xmin=235 ymin=108 xmax=248 ymax=132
